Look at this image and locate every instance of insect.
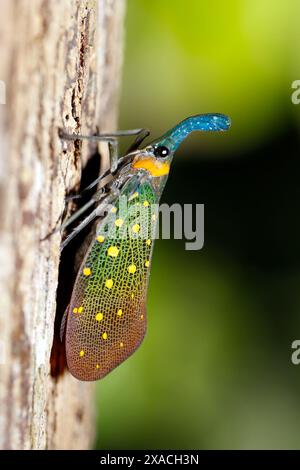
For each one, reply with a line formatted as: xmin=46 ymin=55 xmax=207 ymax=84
xmin=60 ymin=113 xmax=231 ymax=380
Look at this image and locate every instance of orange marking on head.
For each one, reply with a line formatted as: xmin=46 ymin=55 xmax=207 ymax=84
xmin=132 ymin=157 xmax=170 ymax=177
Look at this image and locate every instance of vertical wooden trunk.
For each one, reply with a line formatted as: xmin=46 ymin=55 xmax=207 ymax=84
xmin=0 ymin=0 xmax=126 ymax=449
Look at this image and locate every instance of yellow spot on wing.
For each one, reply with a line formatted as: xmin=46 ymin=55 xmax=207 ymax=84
xmin=83 ymin=267 xmax=91 ymax=276
xmin=152 ymin=214 xmax=156 ymax=221
xmin=145 ymin=260 xmax=150 ymax=268
xmin=117 ymin=309 xmax=123 ymax=317
xmin=120 ymin=342 xmax=124 ymax=348
xmin=129 ymin=191 xmax=139 ymax=201
xmin=96 ymin=364 xmax=100 ymax=369
xmin=95 ymin=312 xmax=103 ymax=321
xmin=132 ymin=223 xmax=140 ymax=233
xmin=128 ymin=264 xmax=137 ymax=274
xmin=97 ymin=235 xmax=105 ymax=243
xmin=143 ymin=200 xmax=149 ymax=207
xmin=146 ymin=239 xmax=151 ymax=246
xmin=102 ymin=332 xmax=108 ymax=340
xmin=111 ymin=207 xmax=117 ymax=213
xmin=73 ymin=307 xmax=78 ymax=314
xmin=140 ymin=314 xmax=144 ymax=320
xmin=131 ymin=293 xmax=134 ymax=299
xmin=78 ymin=306 xmax=84 ymax=313
xmin=115 ymin=218 xmax=124 ymax=227
xmin=107 ymin=246 xmax=119 ymax=257
xmin=105 ymin=279 xmax=113 ymax=289
xmin=79 ymin=350 xmax=85 ymax=357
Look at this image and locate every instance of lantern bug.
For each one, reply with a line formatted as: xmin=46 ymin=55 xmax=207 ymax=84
xmin=59 ymin=114 xmax=231 ymax=380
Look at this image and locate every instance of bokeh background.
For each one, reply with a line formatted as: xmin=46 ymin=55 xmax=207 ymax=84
xmin=95 ymin=0 xmax=300 ymax=449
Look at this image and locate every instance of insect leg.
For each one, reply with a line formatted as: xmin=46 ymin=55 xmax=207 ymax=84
xmin=59 ymin=128 xmax=149 ymax=159
xmin=58 ymin=128 xmax=146 ymax=142
xmin=59 ymin=130 xmax=121 ymax=177
xmin=107 ymin=128 xmax=150 ymax=170
xmin=108 ymin=139 xmax=119 ymax=173
xmin=60 ymin=191 xmax=118 ymax=251
xmin=59 ymin=127 xmax=147 ymax=189
xmin=60 ymin=206 xmax=100 ymax=251
xmin=80 ymin=168 xmax=113 ymax=194
xmin=60 ymin=198 xmax=96 ymax=233
xmin=126 ymin=128 xmax=150 ymax=153
xmin=65 ymin=167 xmax=112 ymax=203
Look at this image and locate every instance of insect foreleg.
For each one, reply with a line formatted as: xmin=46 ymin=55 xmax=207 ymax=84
xmin=126 ymin=128 xmax=150 ymax=153
xmin=108 ymin=139 xmax=118 ymax=173
xmin=65 ymin=168 xmax=112 ymax=204
xmin=58 ymin=128 xmax=146 ymax=142
xmin=60 ymin=198 xmax=96 ymax=233
xmin=59 ymin=127 xmax=148 ymax=189
xmin=41 ymin=192 xmax=101 ymax=241
xmin=60 ymin=191 xmax=118 ymax=251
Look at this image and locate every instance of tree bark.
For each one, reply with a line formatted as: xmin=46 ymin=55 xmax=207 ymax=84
xmin=0 ymin=0 xmax=126 ymax=450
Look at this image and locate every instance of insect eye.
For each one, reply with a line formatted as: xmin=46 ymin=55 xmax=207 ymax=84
xmin=153 ymin=145 xmax=169 ymax=158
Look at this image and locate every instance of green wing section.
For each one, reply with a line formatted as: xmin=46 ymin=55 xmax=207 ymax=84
xmin=66 ymin=179 xmax=158 ymax=380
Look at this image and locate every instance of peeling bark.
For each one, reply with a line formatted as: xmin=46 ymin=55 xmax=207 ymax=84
xmin=0 ymin=0 xmax=126 ymax=450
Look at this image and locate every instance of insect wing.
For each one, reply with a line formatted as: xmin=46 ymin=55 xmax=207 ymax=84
xmin=65 ymin=180 xmax=156 ymax=380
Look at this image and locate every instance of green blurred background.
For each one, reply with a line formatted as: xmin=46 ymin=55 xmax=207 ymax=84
xmin=95 ymin=0 xmax=300 ymax=449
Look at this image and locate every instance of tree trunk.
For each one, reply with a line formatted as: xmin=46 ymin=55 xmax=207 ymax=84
xmin=0 ymin=0 xmax=126 ymax=450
